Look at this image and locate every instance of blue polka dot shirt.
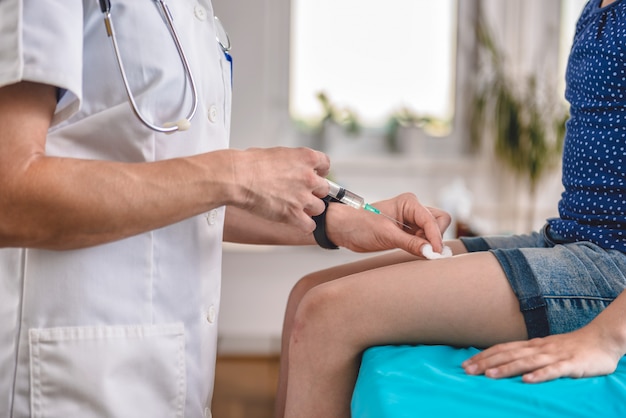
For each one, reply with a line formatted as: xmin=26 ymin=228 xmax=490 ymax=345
xmin=548 ymin=0 xmax=626 ymax=251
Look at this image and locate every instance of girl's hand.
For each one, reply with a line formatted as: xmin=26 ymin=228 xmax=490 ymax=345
xmin=326 ymin=193 xmax=451 ymax=256
xmin=462 ymin=325 xmax=622 ymax=383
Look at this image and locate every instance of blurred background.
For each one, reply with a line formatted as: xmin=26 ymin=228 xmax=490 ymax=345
xmin=209 ymin=0 xmax=587 ymax=416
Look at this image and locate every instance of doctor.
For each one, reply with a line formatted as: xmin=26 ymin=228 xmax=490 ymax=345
xmin=0 ymin=1 xmax=449 ymax=417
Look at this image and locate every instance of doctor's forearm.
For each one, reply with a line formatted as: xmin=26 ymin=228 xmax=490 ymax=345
xmin=0 ymin=83 xmax=242 ymax=249
xmin=223 ymin=206 xmax=315 ymax=246
xmin=0 ymin=152 xmax=241 ymax=250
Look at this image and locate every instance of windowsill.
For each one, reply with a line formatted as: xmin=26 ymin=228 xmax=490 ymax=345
xmin=327 ymin=152 xmax=477 ymax=174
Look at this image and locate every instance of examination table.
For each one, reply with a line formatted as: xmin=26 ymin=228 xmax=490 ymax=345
xmin=351 ymin=345 xmax=626 ymax=417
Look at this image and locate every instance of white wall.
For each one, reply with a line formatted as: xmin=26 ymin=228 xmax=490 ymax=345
xmin=212 ymin=0 xmax=567 ymax=354
xmin=212 ymin=0 xmax=293 ymax=150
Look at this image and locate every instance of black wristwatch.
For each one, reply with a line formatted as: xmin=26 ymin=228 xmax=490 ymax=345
xmin=312 ymin=196 xmax=339 ymax=249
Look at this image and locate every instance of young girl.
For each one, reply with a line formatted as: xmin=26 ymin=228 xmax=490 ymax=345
xmin=277 ymin=0 xmax=626 ymax=416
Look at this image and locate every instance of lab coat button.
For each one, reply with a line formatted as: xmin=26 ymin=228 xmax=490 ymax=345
xmin=207 ymin=306 xmax=216 ymax=324
xmin=204 ymin=407 xmax=211 ymax=418
xmin=208 ymin=105 xmax=218 ymax=123
xmin=206 ymin=209 xmax=218 ymax=225
xmin=194 ymin=4 xmax=207 ymax=21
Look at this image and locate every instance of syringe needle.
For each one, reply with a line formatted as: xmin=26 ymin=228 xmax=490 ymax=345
xmin=363 ymin=203 xmax=412 ymax=230
xmin=378 ymin=211 xmax=412 ymax=230
xmin=326 ymin=179 xmax=412 ymax=229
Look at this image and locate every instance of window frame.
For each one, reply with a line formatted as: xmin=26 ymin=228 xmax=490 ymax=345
xmin=213 ymin=0 xmax=480 ymax=158
xmin=287 ymin=0 xmax=481 ymax=158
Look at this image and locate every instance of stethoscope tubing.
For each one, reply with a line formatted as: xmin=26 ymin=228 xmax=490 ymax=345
xmin=100 ymin=0 xmax=199 ymax=133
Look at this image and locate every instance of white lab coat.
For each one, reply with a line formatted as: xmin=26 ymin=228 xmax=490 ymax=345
xmin=0 ymin=1 xmax=231 ymax=417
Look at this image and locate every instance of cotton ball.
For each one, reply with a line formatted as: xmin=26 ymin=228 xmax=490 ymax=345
xmin=421 ymin=243 xmax=453 ymax=260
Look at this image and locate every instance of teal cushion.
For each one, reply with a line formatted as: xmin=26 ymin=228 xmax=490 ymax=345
xmin=352 ymin=345 xmax=626 ymax=417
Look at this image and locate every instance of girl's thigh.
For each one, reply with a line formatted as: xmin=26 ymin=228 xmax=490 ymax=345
xmin=296 ymin=250 xmax=528 ymax=350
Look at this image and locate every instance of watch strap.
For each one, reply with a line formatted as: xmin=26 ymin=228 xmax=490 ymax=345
xmin=312 ymin=197 xmax=339 ymax=249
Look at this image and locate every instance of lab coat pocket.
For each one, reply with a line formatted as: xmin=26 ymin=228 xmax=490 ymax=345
xmin=29 ymin=323 xmax=186 ymax=418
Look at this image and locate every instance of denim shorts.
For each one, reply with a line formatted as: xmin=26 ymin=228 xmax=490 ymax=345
xmin=460 ymin=225 xmax=626 ymax=338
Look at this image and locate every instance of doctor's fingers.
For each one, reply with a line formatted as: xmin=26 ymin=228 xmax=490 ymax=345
xmin=282 ymin=201 xmax=321 ymax=233
xmin=253 ymin=147 xmax=331 ymax=195
xmin=293 ymin=147 xmax=331 ymax=197
xmin=265 ymin=146 xmax=331 ymax=180
xmin=303 ymin=195 xmax=327 ymax=217
xmin=287 ymin=147 xmax=331 ymax=195
xmin=309 ymin=148 xmax=331 ymax=179
xmin=263 ymin=192 xmax=325 ymax=232
xmin=284 ymin=193 xmax=326 ymax=231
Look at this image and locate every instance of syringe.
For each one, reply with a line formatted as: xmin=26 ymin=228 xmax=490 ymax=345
xmin=326 ymin=179 xmax=411 ymax=229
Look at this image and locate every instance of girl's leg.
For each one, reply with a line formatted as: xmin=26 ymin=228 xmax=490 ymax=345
xmin=283 ymin=248 xmax=527 ymax=418
xmin=275 ymin=241 xmax=468 ymax=417
xmin=274 ymin=250 xmax=425 ymax=418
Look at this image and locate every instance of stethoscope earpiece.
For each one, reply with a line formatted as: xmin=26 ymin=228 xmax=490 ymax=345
xmin=98 ymin=0 xmax=111 ymax=14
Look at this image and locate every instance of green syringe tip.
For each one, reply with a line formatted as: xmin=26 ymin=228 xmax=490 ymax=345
xmin=363 ymin=203 xmax=381 ymax=214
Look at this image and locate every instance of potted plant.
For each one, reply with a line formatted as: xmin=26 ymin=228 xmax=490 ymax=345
xmin=384 ymin=107 xmax=428 ymax=153
xmin=292 ymin=91 xmax=362 ymax=154
xmin=385 ymin=107 xmax=452 ymax=154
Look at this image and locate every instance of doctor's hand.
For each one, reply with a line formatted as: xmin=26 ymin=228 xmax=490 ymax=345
xmin=462 ymin=324 xmax=622 ymax=383
xmin=325 ymin=193 xmax=451 ymax=256
xmin=228 ymin=147 xmax=330 ymax=233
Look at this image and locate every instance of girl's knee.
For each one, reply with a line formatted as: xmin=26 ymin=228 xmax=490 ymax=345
xmin=290 ymin=273 xmax=318 ymax=299
xmin=287 ymin=270 xmax=333 ymax=309
xmin=290 ymin=284 xmax=345 ymax=344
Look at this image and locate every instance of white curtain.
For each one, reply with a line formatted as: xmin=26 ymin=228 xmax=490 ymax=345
xmin=481 ymin=0 xmax=563 ymax=93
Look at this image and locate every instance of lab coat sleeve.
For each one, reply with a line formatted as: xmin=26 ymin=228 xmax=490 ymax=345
xmin=0 ymin=0 xmax=84 ymax=125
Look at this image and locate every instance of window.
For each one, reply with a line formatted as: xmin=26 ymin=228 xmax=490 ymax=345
xmin=289 ymin=0 xmax=458 ymax=127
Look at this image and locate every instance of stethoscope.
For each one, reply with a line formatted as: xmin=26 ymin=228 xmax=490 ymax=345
xmin=98 ymin=0 xmax=232 ymax=133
